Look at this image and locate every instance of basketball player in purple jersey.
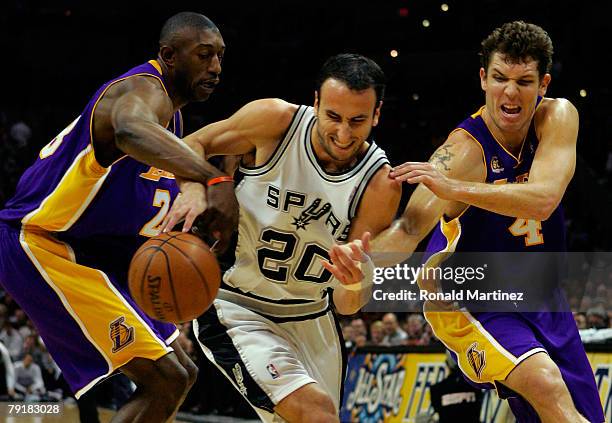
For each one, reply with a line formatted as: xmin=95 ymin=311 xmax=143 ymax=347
xmin=0 ymin=12 xmax=237 ymax=422
xmin=324 ymin=22 xmax=604 ymax=422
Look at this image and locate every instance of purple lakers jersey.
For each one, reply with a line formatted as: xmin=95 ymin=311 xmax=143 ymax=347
xmin=423 ymin=98 xmax=568 ymax=311
xmin=426 ymin=97 xmax=565 ymax=256
xmin=0 ymin=60 xmax=182 ymax=256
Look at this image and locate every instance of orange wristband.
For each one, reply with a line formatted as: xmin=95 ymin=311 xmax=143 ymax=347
xmin=206 ymin=176 xmax=234 ymax=187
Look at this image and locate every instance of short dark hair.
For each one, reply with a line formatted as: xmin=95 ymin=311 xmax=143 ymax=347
xmin=316 ymin=54 xmax=386 ymax=104
xmin=480 ymin=21 xmax=553 ymax=78
xmin=159 ymin=12 xmax=218 ymax=46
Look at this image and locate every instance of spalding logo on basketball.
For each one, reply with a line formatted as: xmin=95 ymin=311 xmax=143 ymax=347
xmin=128 ymin=232 xmax=221 ymax=323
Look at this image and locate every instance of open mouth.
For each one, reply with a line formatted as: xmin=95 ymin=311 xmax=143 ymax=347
xmin=199 ymin=80 xmax=219 ymax=90
xmin=501 ymin=104 xmax=521 ymax=115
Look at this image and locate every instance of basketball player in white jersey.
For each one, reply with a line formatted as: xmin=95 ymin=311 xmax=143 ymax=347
xmin=162 ymin=53 xmax=401 ymax=422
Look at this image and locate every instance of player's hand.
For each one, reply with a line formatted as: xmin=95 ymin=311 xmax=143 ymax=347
xmin=390 ymin=162 xmax=457 ymax=200
xmin=161 ymin=181 xmax=207 ymax=233
xmin=321 ymin=232 xmax=372 ymax=288
xmin=191 ymin=179 xmax=239 ymax=254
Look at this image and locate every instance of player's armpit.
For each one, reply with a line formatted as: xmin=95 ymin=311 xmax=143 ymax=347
xmin=184 ymin=98 xmax=299 ymax=159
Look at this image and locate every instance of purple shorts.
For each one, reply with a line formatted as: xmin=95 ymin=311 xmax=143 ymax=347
xmin=0 ymin=223 xmax=178 ymax=398
xmin=425 ymin=309 xmax=604 ymax=422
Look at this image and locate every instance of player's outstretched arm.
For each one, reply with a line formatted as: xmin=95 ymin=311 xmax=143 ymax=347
xmin=327 ymin=165 xmax=401 ymax=315
xmin=391 ymin=99 xmax=578 ymax=221
xmin=162 ymin=99 xmax=297 ymax=247
xmin=324 ymin=132 xmax=486 ymax=306
xmin=183 ymin=98 xmax=298 ymax=158
xmin=111 ymin=76 xmax=240 ymax=252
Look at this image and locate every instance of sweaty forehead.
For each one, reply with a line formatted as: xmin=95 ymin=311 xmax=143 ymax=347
xmin=489 ymin=52 xmax=539 ymax=75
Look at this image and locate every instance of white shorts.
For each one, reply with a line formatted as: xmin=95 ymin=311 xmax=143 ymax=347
xmin=194 ymin=290 xmax=345 ymax=422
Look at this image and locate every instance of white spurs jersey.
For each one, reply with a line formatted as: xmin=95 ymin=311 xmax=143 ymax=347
xmin=223 ymin=105 xmax=389 ymax=302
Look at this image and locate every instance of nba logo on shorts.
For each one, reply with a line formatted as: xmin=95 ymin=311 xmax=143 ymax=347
xmin=266 ymin=363 xmax=280 ymax=379
xmin=110 ymin=316 xmax=135 ymax=353
xmin=467 ymin=342 xmax=486 ymax=379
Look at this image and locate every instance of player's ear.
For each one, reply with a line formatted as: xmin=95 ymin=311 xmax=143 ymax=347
xmin=313 ymin=90 xmax=319 ymax=113
xmin=480 ymin=68 xmax=487 ymax=92
xmin=159 ymin=45 xmax=176 ymax=68
xmin=539 ymin=73 xmax=551 ymax=97
xmin=372 ymin=101 xmax=383 ymax=127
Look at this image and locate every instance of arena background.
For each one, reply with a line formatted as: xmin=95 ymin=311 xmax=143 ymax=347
xmin=0 ymin=1 xmax=610 ymax=422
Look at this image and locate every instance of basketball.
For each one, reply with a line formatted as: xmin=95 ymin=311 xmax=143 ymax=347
xmin=128 ymin=231 xmax=221 ymax=323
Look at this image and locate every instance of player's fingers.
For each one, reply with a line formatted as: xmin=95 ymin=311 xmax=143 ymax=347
xmin=320 ymin=259 xmax=344 ymax=282
xmin=396 ymin=170 xmax=428 ymax=183
xmin=162 ymin=210 xmax=181 ymax=233
xmin=349 ymin=243 xmax=366 ymax=262
xmin=362 ymin=232 xmax=372 ymax=255
xmin=391 ymin=161 xmax=425 ymax=171
xmin=329 ymin=249 xmax=350 ymax=279
xmin=406 ymin=175 xmax=429 ymax=185
xmin=182 ymin=209 xmax=199 ymax=233
xmin=331 ymin=245 xmax=364 ymax=281
xmin=390 ymin=162 xmax=429 ymax=176
xmin=327 ymin=252 xmax=352 ymax=284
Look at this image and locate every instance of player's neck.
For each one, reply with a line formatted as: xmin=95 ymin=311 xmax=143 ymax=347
xmin=155 ymin=58 xmax=188 ymax=110
xmin=481 ymin=108 xmax=529 ymax=156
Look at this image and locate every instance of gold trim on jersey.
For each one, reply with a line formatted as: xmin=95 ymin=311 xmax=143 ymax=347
xmin=470 ymin=98 xmax=544 ymax=166
xmin=471 ymin=105 xmax=531 ymax=165
xmin=449 ymin=127 xmax=488 ymax=182
xmin=88 ymin=70 xmax=170 ymax=165
xmin=148 ymin=59 xmax=163 ymax=74
xmin=23 ymin=69 xmax=171 ymax=231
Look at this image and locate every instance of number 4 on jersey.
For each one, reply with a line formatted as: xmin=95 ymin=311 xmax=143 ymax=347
xmin=509 ymin=218 xmax=544 ymax=246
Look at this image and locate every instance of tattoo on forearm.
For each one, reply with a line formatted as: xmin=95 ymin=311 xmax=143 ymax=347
xmin=430 ymin=144 xmax=454 ymax=171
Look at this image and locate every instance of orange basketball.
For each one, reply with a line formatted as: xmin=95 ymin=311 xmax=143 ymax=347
xmin=128 ymin=231 xmax=221 ymax=323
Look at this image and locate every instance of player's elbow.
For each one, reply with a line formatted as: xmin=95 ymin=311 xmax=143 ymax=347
xmin=532 ymin=194 xmax=560 ymax=221
xmin=114 ymin=122 xmax=144 ymax=153
xmin=114 ymin=125 xmax=136 ymax=148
